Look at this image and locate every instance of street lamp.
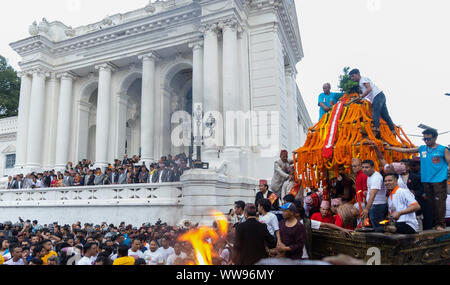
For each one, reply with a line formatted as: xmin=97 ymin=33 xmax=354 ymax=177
xmin=418 ymin=124 xmax=437 ymax=132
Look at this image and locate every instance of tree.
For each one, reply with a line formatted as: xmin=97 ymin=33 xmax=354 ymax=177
xmin=338 ymin=67 xmax=360 ymax=95
xmin=0 ymin=55 xmax=20 ymax=118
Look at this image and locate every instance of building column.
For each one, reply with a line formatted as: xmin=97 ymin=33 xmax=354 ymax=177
xmin=285 ymin=66 xmax=300 ymax=151
xmin=202 ymin=23 xmax=222 ymax=164
xmin=221 ymin=19 xmax=243 ymax=176
xmin=76 ymin=100 xmax=91 ymax=161
xmin=54 ymin=72 xmax=77 ymax=170
xmin=26 ymin=69 xmax=49 ymax=169
xmin=115 ymin=92 xmax=128 ymax=160
xmin=94 ymin=62 xmax=117 ymax=169
xmin=139 ymin=52 xmax=158 ymax=166
xmin=189 ymin=40 xmax=204 ymax=157
xmin=14 ymin=71 xmax=32 ymax=170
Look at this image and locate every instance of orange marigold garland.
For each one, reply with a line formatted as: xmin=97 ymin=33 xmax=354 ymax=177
xmin=294 ymin=93 xmax=415 ymax=190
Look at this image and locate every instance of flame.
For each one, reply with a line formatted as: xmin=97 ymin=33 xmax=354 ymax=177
xmin=379 ymin=220 xmax=390 ymax=225
xmin=178 ymin=211 xmax=229 ymax=265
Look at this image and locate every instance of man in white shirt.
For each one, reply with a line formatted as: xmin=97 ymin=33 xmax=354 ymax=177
xmin=144 ymin=240 xmax=164 ymax=265
xmin=257 ymin=199 xmax=280 ymax=242
xmin=361 ymin=160 xmax=388 ymax=232
xmin=156 ymin=237 xmax=174 ymax=264
xmin=349 ymin=69 xmax=395 ymax=137
xmin=4 ymin=245 xmax=25 ymax=265
xmin=384 ymin=173 xmax=421 ymax=234
xmin=166 ymin=242 xmax=187 ymax=265
xmin=128 ymin=239 xmax=145 ymax=260
xmin=76 ymin=242 xmax=98 ymax=265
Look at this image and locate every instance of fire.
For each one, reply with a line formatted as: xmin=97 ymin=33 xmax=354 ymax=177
xmin=178 ymin=211 xmax=229 ymax=265
xmin=379 ymin=220 xmax=390 ymax=225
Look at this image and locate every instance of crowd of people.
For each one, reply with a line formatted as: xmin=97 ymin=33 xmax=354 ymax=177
xmin=0 ymin=130 xmax=448 ymax=265
xmin=0 ymin=218 xmax=209 ymax=265
xmin=0 ymin=67 xmax=448 ymax=265
xmin=6 ymin=153 xmax=193 ymax=190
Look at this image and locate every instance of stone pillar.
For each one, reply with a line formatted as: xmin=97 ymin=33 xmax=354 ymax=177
xmin=43 ymin=73 xmax=60 ymax=169
xmin=54 ymin=72 xmax=77 ymax=170
xmin=76 ymin=100 xmax=91 ymax=161
xmin=189 ymin=40 xmax=204 ymax=156
xmin=285 ymin=66 xmax=300 ymax=151
xmin=26 ymin=69 xmax=49 ymax=169
xmin=221 ymin=19 xmax=243 ymax=176
xmin=15 ymin=71 xmax=32 ymax=170
xmin=202 ymin=23 xmax=222 ymax=164
xmin=139 ymin=52 xmax=158 ymax=166
xmin=115 ymin=92 xmax=128 ymax=160
xmin=94 ymin=63 xmax=117 ymax=168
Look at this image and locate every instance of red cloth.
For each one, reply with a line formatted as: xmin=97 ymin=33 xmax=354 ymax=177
xmin=355 ymin=170 xmax=368 ymax=202
xmin=311 ymin=212 xmax=335 ymax=224
xmin=334 ymin=214 xmax=355 ymax=230
xmin=310 ymin=193 xmax=320 ymax=208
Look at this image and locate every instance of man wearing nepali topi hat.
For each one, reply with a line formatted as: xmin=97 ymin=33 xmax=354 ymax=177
xmin=270 ymin=150 xmax=293 ymax=200
xmin=255 ymin=179 xmax=280 ymax=211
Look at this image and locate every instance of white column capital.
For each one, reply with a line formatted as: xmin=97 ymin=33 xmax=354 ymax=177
xmin=57 ymin=71 xmax=79 ymax=81
xmin=117 ymin=92 xmax=129 ymax=105
xmin=188 ymin=40 xmax=204 ymax=50
xmin=220 ymin=18 xmax=239 ymax=33
xmin=94 ymin=62 xmax=119 ymax=73
xmin=201 ymin=23 xmax=220 ymax=35
xmin=138 ymin=51 xmax=159 ymax=62
xmin=17 ymin=70 xmax=33 ymax=78
xmin=30 ymin=67 xmax=51 ymax=78
xmin=77 ymin=100 xmax=91 ymax=112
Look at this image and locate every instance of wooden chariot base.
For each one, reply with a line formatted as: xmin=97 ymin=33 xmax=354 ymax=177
xmin=311 ymin=228 xmax=450 ymax=265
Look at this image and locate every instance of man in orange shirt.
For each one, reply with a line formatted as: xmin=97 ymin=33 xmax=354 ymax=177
xmin=113 ymin=244 xmax=135 ymax=265
xmin=40 ymin=240 xmax=57 ymax=265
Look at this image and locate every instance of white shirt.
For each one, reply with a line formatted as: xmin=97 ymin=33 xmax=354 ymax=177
xmin=77 ymin=256 xmax=96 ymax=265
xmin=360 ymin=77 xmax=382 ymax=103
xmin=388 ymin=186 xmax=419 ymax=232
xmin=158 ymin=170 xmax=163 ymax=183
xmin=128 ymin=249 xmax=145 ymax=260
xmin=219 ymin=248 xmax=230 ymax=265
xmin=4 ymin=258 xmax=25 ymax=265
xmin=258 ymin=212 xmax=279 ymax=237
xmin=144 ymin=249 xmax=164 ymax=265
xmin=367 ymin=171 xmax=387 ymax=205
xmin=166 ymin=252 xmax=187 ymax=265
xmin=156 ymin=247 xmax=174 ymax=264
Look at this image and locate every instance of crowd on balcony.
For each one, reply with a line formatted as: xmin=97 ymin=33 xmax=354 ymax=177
xmin=5 ymin=153 xmax=193 ymax=190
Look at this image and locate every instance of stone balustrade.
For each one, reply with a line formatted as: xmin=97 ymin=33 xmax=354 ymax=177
xmin=0 ymin=116 xmax=18 ymax=135
xmin=0 ymin=183 xmax=183 ymax=225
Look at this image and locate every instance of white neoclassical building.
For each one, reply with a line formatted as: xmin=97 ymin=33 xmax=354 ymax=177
xmin=1 ymin=0 xmax=312 ymax=224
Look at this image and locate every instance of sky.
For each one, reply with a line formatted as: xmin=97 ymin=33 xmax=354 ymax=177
xmin=1 ymin=0 xmax=449 ymax=146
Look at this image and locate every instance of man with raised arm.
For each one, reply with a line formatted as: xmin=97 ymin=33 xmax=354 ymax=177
xmin=386 ymin=128 xmax=450 ymax=231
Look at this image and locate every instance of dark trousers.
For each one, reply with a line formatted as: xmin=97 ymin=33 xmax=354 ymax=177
xmin=423 ymin=181 xmax=448 ymax=228
xmin=369 ymin=204 xmax=388 ymax=232
xmin=395 ymin=222 xmax=416 ymax=234
xmin=416 ymin=196 xmax=434 ymax=230
xmin=372 ymin=92 xmax=395 ymax=131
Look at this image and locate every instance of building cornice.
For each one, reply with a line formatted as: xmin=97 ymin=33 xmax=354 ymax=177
xmin=10 ymin=3 xmax=201 ymax=58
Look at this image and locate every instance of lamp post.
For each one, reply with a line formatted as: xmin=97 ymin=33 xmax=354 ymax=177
xmin=192 ymin=104 xmax=209 ymax=169
xmin=418 ymin=124 xmax=438 ymax=132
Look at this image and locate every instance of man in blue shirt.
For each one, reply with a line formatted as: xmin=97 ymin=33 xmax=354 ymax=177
xmin=386 ymin=128 xmax=450 ymax=231
xmin=317 ymin=83 xmax=343 ymax=121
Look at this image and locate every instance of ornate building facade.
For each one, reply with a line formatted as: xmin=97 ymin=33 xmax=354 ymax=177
xmin=9 ymin=0 xmax=312 ymax=180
